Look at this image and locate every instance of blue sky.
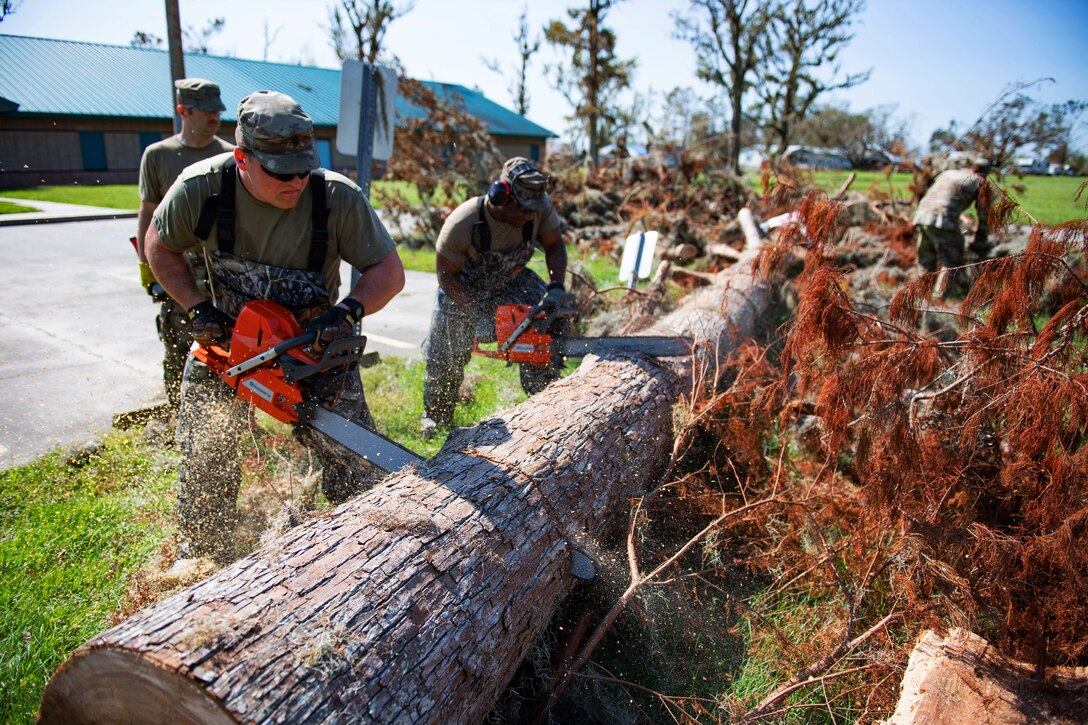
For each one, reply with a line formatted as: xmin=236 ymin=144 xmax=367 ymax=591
xmin=3 ymin=0 xmax=1086 ymax=151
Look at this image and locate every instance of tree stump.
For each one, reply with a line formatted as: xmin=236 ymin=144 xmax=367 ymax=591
xmin=39 ymin=250 xmax=775 ymax=724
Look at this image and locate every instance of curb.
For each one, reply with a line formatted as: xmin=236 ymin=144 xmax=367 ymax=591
xmin=0 ymin=211 xmax=137 ymax=227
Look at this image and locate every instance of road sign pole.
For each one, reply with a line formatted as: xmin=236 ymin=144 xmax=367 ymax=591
xmin=351 ymin=63 xmax=379 ymax=298
xmin=628 ymin=232 xmax=646 ymax=290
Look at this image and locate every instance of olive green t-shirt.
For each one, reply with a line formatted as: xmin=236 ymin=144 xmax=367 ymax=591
xmin=138 ymin=135 xmax=235 ymax=203
xmin=435 ymin=195 xmax=561 ymax=266
xmin=153 ymin=154 xmax=396 ymax=301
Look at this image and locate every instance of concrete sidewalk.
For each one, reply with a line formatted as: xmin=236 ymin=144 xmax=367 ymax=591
xmin=0 ymin=196 xmax=137 ymax=226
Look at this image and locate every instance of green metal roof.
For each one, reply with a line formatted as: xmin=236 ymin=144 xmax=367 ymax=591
xmin=0 ymin=34 xmax=555 ymax=138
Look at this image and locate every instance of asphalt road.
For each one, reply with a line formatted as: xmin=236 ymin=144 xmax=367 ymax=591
xmin=0 ymin=217 xmax=436 ymax=471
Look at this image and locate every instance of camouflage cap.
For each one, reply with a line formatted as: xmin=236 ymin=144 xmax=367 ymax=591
xmin=235 ymin=91 xmax=319 ymax=174
xmin=500 ymin=156 xmax=551 ymax=211
xmin=174 ymin=78 xmax=226 ymax=112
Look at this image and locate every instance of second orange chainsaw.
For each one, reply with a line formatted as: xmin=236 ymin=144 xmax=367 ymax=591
xmin=472 ymin=302 xmax=691 ymax=365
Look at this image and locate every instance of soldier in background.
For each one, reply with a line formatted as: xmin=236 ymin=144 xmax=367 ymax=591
xmin=911 ymin=156 xmax=992 ymax=298
xmin=136 ymin=78 xmax=234 ymax=406
xmin=420 ymin=157 xmax=569 ymax=437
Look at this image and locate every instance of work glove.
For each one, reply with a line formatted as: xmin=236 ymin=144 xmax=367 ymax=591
xmin=541 ymin=282 xmax=576 ymax=315
xmin=305 ymin=299 xmax=363 ymax=352
xmin=138 ymin=261 xmax=169 ymax=302
xmin=187 ymin=301 xmax=234 ymax=346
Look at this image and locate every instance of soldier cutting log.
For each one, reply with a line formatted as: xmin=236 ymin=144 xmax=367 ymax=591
xmin=420 ymin=156 xmax=572 ymax=436
xmin=146 ymin=90 xmax=405 ymax=565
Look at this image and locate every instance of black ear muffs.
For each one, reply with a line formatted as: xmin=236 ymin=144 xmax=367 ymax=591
xmin=488 ymin=179 xmax=512 ymax=206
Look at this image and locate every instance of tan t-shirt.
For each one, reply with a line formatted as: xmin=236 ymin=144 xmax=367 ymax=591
xmin=138 ymin=135 xmax=235 ymax=203
xmin=435 ymin=196 xmax=561 ymax=266
xmin=912 ymin=168 xmax=986 ymax=230
xmin=153 ymin=154 xmax=396 ymax=301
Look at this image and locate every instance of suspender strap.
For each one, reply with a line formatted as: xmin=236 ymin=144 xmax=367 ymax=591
xmin=193 ymin=159 xmax=237 ymax=253
xmin=521 ymin=219 xmax=533 ymax=244
xmin=471 ymin=196 xmax=490 ymax=253
xmin=307 ymin=170 xmax=329 ymax=273
xmin=194 ymin=161 xmax=327 ymax=272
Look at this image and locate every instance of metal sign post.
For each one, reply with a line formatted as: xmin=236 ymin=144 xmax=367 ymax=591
xmin=337 ymin=61 xmax=397 ymax=304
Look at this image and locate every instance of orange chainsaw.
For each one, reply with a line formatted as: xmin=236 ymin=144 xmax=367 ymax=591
xmin=193 ymin=299 xmax=422 ymax=473
xmin=472 ymin=302 xmax=692 ymax=365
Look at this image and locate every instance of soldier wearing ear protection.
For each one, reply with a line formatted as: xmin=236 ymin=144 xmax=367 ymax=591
xmin=420 ymin=157 xmax=569 ymax=435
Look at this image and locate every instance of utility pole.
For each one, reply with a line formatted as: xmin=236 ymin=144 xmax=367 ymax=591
xmin=164 ymin=0 xmax=185 ymax=133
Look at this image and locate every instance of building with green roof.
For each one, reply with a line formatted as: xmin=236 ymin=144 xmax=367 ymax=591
xmin=0 ymin=34 xmax=556 ymax=189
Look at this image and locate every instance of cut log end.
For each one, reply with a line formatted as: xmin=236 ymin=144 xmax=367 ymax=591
xmin=38 ymin=648 xmax=235 ymax=725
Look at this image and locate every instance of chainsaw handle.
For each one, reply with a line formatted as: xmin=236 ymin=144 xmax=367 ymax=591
xmin=224 ymin=332 xmax=318 ymax=378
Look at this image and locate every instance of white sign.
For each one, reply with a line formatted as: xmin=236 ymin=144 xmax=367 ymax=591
xmin=619 ymin=230 xmax=659 ymax=284
xmin=336 ymin=61 xmax=397 ymax=160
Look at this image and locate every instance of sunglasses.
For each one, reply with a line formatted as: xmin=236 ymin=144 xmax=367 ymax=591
xmin=242 ymin=148 xmax=310 ymax=182
xmin=260 ymin=165 xmax=310 ymax=183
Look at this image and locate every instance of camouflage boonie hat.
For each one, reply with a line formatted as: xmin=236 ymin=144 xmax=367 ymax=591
xmin=235 ymin=91 xmax=319 ymax=174
xmin=174 ymin=78 xmax=226 ymax=112
xmin=501 ymin=156 xmax=551 ymax=211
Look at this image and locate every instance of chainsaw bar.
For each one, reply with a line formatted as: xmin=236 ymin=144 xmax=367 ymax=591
xmin=297 ymin=404 xmax=424 ymax=474
xmin=559 ymin=336 xmax=692 ymax=358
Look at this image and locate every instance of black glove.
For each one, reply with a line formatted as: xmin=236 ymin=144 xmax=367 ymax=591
xmin=541 ymin=282 xmax=576 ymax=315
xmin=306 ymin=299 xmax=363 ymax=352
xmin=186 ymin=301 xmax=234 ymax=346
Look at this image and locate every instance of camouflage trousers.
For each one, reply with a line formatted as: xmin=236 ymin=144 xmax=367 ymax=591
xmin=915 ymin=225 xmax=966 ymax=299
xmin=421 ymin=270 xmax=559 ymax=426
xmin=157 ymin=297 xmax=194 ymax=408
xmin=914 ymin=225 xmax=965 ymax=273
xmin=176 ymin=354 xmax=380 ymax=560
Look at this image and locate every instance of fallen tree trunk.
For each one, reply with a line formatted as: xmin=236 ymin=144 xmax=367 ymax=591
xmin=39 ymin=249 xmax=776 ymax=724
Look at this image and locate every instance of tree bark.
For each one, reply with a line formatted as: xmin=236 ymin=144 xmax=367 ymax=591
xmin=38 ymin=249 xmax=775 ymax=724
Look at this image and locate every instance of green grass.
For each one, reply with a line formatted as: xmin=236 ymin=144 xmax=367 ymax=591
xmin=0 ymin=432 xmax=177 ymax=723
xmin=996 ymin=174 xmax=1088 ymax=226
xmin=756 ymin=169 xmax=1086 ymax=226
xmin=0 ymin=353 xmax=531 ymax=722
xmin=0 ymin=200 xmax=38 ymax=214
xmin=0 ymin=184 xmax=140 ymax=210
xmin=398 ymin=243 xmax=623 ymax=287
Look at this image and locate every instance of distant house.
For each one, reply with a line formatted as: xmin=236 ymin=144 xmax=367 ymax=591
xmin=1013 ymin=157 xmax=1050 ymax=175
xmin=781 ymin=145 xmax=852 ymax=170
xmin=0 ymin=34 xmax=556 ymax=189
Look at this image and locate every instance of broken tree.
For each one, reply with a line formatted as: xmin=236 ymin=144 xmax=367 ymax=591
xmin=38 ymin=248 xmax=776 ymax=724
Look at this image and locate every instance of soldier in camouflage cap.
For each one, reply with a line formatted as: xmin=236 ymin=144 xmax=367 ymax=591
xmin=235 ymin=90 xmax=319 ymax=175
xmin=420 ymin=156 xmax=568 ymax=437
xmin=135 ymin=77 xmax=233 ymax=407
xmin=175 ymin=78 xmax=227 ymax=112
xmin=147 ymin=90 xmax=405 ymax=567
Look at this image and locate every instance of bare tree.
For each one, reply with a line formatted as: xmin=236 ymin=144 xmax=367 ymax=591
xmin=482 ymin=6 xmax=541 ymax=117
xmin=130 ymin=31 xmax=163 ymax=49
xmin=545 ymin=0 xmax=636 ymax=166
xmin=0 ymin=0 xmax=19 ymax=22
xmin=793 ymin=102 xmax=911 ymax=167
xmin=327 ymin=0 xmax=413 ymax=63
xmin=262 ymin=19 xmax=283 ymax=62
xmin=184 ymin=17 xmax=225 ymax=55
xmin=754 ymin=0 xmax=870 ymax=157
xmin=929 ymin=84 xmax=1088 ymax=170
xmin=674 ymin=0 xmax=777 ymax=174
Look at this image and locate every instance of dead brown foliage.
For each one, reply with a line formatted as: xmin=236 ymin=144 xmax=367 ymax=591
xmin=737 ymin=181 xmax=1088 ymax=684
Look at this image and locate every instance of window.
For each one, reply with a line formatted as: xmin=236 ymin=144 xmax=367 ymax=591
xmin=529 ymin=144 xmax=540 ymax=162
xmin=138 ymin=132 xmax=161 ymax=153
xmin=79 ymin=131 xmax=107 ymax=171
xmin=317 ymin=139 xmax=331 ymax=169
